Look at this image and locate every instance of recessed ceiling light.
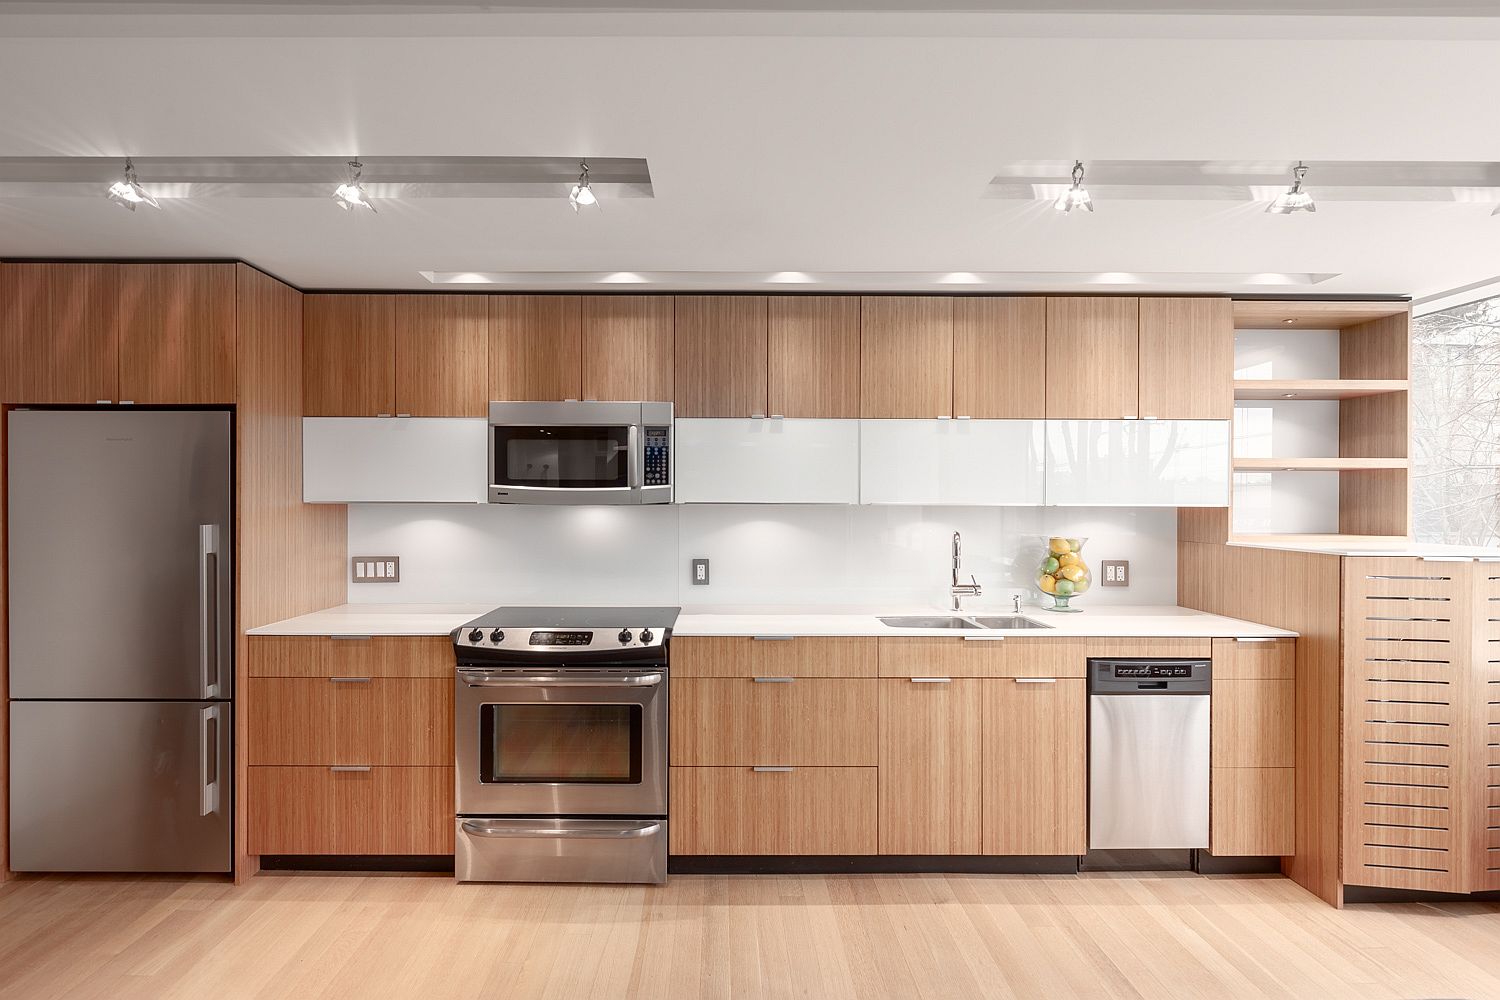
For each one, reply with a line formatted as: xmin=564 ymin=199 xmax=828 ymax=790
xmin=105 ymin=157 xmax=159 ymax=211
xmin=1054 ymin=160 xmax=1093 ymax=214
xmin=332 ymin=160 xmax=375 ymax=212
xmin=1267 ymin=161 xmax=1315 ymax=214
xmin=569 ymin=161 xmax=597 ymax=212
xmin=1282 ymin=318 xmax=1297 ymax=324
xmin=1282 ymin=393 xmax=1297 ymax=398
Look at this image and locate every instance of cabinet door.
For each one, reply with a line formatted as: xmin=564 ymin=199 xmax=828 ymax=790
xmin=1044 ymin=298 xmax=1139 ymax=419
xmin=1044 ymin=419 xmax=1230 ymax=507
xmin=302 ymin=417 xmax=487 ymax=503
xmin=394 ymin=295 xmax=488 ymax=417
xmin=674 ymin=418 xmax=859 ymax=503
xmin=674 ymin=296 xmax=767 ymax=417
xmin=580 ymin=296 xmax=674 ymax=401
xmin=118 ymin=263 xmax=237 ymax=404
xmin=953 ymin=297 xmax=1046 ymax=419
xmin=249 ymin=766 xmax=454 ymax=855
xmin=303 ymin=294 xmax=396 ymax=416
xmin=767 ymin=296 xmax=861 ymax=418
xmin=1211 ymin=767 xmax=1292 ymax=856
xmin=1138 ymin=298 xmax=1233 ymax=420
xmin=860 ymin=296 xmax=953 ymax=418
xmin=488 ymin=295 xmax=581 ymax=401
xmin=668 ymin=766 xmax=877 ymax=855
xmin=1 ymin=263 xmax=120 ymax=404
xmin=1212 ymin=679 xmax=1293 ymax=768
xmin=859 ymin=419 xmax=1045 ymax=505
xmin=982 ymin=677 xmax=1086 ymax=854
xmin=879 ymin=678 xmax=982 ymax=854
xmin=669 ymin=677 xmax=877 ymax=766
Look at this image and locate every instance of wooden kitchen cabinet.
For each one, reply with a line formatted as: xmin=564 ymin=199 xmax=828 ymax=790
xmin=250 ymin=766 xmax=454 ymax=855
xmin=579 ymin=296 xmax=675 ymax=401
xmin=247 ymin=636 xmax=455 ymax=678
xmin=982 ymin=677 xmax=1087 ymax=854
xmin=879 ymin=678 xmax=982 ymax=854
xmin=670 ymin=677 xmax=877 ymax=766
xmin=248 ymin=677 xmax=452 ymax=766
xmin=393 ymin=294 xmax=488 ymax=417
xmin=674 ymin=295 xmax=768 ymax=417
xmin=1138 ymin=297 xmax=1233 ymax=420
xmin=670 ymin=636 xmax=878 ymax=678
xmin=0 ymin=263 xmax=120 ymax=403
xmin=669 ymin=766 xmax=877 ymax=855
xmin=303 ymin=294 xmax=396 ymax=416
xmin=1212 ymin=679 xmax=1293 ymax=768
xmin=117 ymin=263 xmax=237 ymax=403
xmin=488 ymin=294 xmax=582 ymax=401
xmin=767 ymin=296 xmax=861 ymax=418
xmin=1211 ymin=767 xmax=1293 ymax=857
xmin=1044 ymin=297 xmax=1139 ymax=419
xmin=952 ymin=297 xmax=1046 ymax=419
xmin=860 ymin=296 xmax=953 ymax=418
xmin=877 ymin=637 xmax=1089 ymax=678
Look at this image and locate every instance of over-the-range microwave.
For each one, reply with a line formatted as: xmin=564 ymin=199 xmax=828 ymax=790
xmin=487 ymin=401 xmax=673 ymax=505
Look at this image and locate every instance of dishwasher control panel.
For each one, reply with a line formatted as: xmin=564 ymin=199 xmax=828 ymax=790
xmin=1111 ymin=662 xmax=1194 ymax=679
xmin=1089 ymin=658 xmax=1212 ymax=693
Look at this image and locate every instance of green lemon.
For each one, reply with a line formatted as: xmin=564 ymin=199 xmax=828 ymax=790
xmin=1042 ymin=557 xmax=1060 ymax=574
xmin=1055 ymin=579 xmax=1076 ymax=596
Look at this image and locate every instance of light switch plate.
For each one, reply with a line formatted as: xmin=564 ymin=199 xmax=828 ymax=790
xmin=691 ymin=558 xmax=710 ymax=585
xmin=352 ymin=556 xmax=401 ymax=583
xmin=1101 ymin=559 xmax=1129 ymax=587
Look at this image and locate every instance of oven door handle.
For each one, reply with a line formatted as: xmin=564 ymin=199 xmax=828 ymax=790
xmin=460 ymin=820 xmax=663 ymax=840
xmin=459 ymin=670 xmax=664 ymax=688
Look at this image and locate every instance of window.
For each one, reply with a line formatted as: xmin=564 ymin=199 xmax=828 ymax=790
xmin=1412 ymin=298 xmax=1500 ymax=545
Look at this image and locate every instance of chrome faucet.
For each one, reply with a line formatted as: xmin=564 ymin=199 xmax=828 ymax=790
xmin=950 ymin=531 xmax=982 ymax=611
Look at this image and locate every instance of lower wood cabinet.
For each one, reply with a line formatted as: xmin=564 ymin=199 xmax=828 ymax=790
xmin=1211 ymin=767 xmax=1293 ymax=857
xmin=248 ymin=677 xmax=452 ymax=766
xmin=669 ymin=677 xmax=876 ymax=766
xmin=982 ymin=678 xmax=1087 ymax=855
xmin=248 ymin=635 xmax=454 ymax=678
xmin=1209 ymin=637 xmax=1295 ymax=856
xmin=668 ymin=766 xmax=877 ymax=855
xmin=879 ymin=678 xmax=981 ymax=855
xmin=250 ymin=766 xmax=454 ymax=855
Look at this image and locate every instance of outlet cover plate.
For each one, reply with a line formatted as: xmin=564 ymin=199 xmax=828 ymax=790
xmin=691 ymin=558 xmax=710 ymax=585
xmin=1101 ymin=559 xmax=1129 ymax=587
xmin=353 ymin=556 xmax=401 ymax=583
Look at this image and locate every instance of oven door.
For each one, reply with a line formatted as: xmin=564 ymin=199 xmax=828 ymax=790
xmin=488 ymin=422 xmax=639 ymax=504
xmin=456 ymin=667 xmax=667 ymax=817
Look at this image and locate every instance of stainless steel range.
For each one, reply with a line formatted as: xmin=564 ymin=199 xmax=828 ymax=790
xmin=452 ymin=606 xmax=679 ymax=884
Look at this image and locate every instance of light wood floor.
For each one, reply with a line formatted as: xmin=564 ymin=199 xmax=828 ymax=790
xmin=2 ymin=872 xmax=1499 ymax=999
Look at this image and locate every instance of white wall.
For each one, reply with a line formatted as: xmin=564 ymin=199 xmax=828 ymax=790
xmin=346 ymin=503 xmax=1178 ymax=609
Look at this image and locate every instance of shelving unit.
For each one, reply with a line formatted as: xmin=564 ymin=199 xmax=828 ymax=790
xmin=1232 ymin=379 xmax=1407 ymax=401
xmin=1232 ymin=457 xmax=1408 ymax=472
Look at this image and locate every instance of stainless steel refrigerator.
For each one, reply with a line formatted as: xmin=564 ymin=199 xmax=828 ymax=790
xmin=8 ymin=409 xmax=233 ymax=872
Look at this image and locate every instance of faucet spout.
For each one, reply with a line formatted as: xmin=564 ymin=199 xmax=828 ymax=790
xmin=949 ymin=531 xmax=982 ymax=612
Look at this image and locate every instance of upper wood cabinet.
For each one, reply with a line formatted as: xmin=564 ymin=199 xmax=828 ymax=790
xmin=393 ymin=295 xmax=488 ymax=417
xmin=861 ymin=296 xmax=953 ymax=418
xmin=117 ymin=263 xmax=237 ymax=404
xmin=674 ymin=296 xmax=768 ymax=418
xmin=303 ymin=294 xmax=395 ymax=416
xmin=580 ymin=296 xmax=675 ymax=402
xmin=1044 ymin=297 xmax=1139 ymax=420
xmin=488 ymin=295 xmax=581 ymax=402
xmin=953 ymin=297 xmax=1046 ymax=419
xmin=1138 ymin=297 xmax=1233 ymax=420
xmin=767 ymin=296 xmax=861 ymax=418
xmin=1 ymin=263 xmax=120 ymax=404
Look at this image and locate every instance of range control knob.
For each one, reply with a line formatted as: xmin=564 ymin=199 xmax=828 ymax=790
xmin=618 ymin=628 xmax=633 ymax=644
xmin=489 ymin=629 xmax=505 ymax=643
xmin=467 ymin=628 xmax=483 ymax=643
xmin=639 ymin=629 xmax=655 ymax=644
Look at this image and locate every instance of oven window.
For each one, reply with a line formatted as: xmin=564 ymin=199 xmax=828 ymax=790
xmin=493 ymin=426 xmax=630 ymax=489
xmin=479 ymin=704 xmax=642 ymax=784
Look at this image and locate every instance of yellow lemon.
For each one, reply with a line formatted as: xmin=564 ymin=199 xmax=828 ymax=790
xmin=1038 ymin=574 xmax=1057 ymax=594
xmin=1074 ymin=578 xmax=1091 ymax=593
xmin=1058 ymin=552 xmax=1080 ymax=568
xmin=1058 ymin=565 xmax=1085 ymax=583
xmin=1048 ymin=537 xmax=1070 ymax=555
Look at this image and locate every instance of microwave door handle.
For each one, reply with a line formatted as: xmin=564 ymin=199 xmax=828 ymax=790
xmin=628 ymin=424 xmax=642 ymax=489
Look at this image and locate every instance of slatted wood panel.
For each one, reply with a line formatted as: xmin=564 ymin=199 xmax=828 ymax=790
xmin=1478 ymin=561 xmax=1500 ymax=891
xmin=1343 ymin=557 xmax=1474 ymax=892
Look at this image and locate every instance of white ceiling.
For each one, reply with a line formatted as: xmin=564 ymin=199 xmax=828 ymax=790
xmin=2 ymin=5 xmax=1498 ymax=295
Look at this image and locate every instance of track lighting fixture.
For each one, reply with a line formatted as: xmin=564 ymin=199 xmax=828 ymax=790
xmin=1053 ymin=160 xmax=1093 ymax=214
xmin=105 ymin=157 xmax=159 ymax=211
xmin=333 ymin=160 xmax=376 ymax=212
xmin=569 ymin=161 xmax=597 ymax=211
xmin=1267 ymin=161 xmax=1315 ymax=214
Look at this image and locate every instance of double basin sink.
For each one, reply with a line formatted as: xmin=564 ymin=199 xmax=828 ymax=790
xmin=878 ymin=615 xmax=1052 ymax=631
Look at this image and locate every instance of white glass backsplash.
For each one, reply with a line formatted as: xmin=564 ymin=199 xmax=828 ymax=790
xmin=346 ymin=504 xmax=1177 ymax=608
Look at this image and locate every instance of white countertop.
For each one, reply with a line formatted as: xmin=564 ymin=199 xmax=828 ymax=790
xmin=247 ymin=603 xmax=1295 ymax=639
xmin=1230 ymin=540 xmax=1500 ymax=559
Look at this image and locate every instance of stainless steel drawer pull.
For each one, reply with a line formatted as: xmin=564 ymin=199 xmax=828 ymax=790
xmin=330 ymin=635 xmax=373 ymax=641
xmin=1014 ymin=677 xmax=1057 ymax=684
xmin=962 ymin=635 xmax=1006 ymax=641
xmin=753 ymin=676 xmax=795 ymax=684
xmin=329 ymin=765 xmax=372 ymax=772
xmin=751 ymin=635 xmax=795 ymax=641
xmin=753 ymin=766 xmax=794 ymax=773
xmin=911 ymin=677 xmax=952 ymax=683
xmin=1235 ymin=637 xmax=1276 ymax=643
xmin=329 ymin=676 xmax=372 ymax=683
xmin=461 ymin=820 xmax=662 ymax=840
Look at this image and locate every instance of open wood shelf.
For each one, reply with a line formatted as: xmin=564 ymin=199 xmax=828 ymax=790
xmin=1231 ymin=300 xmax=1410 ymax=330
xmin=1233 ymin=457 xmax=1408 ymax=473
xmin=1233 ymin=379 xmax=1408 ymax=401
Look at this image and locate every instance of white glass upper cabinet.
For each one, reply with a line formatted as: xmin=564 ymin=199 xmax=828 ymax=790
xmin=859 ymin=419 xmax=1046 ymax=505
xmin=675 ymin=418 xmax=860 ymax=503
xmin=1045 ymin=419 xmax=1231 ymax=507
xmin=303 ymin=417 xmax=488 ymax=503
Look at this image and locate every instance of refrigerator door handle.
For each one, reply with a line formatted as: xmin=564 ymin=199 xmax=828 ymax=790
xmin=199 ymin=704 xmax=222 ymax=817
xmin=198 ymin=525 xmax=221 ymax=699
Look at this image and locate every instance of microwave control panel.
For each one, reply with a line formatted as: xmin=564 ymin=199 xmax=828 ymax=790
xmin=643 ymin=426 xmax=671 ymax=486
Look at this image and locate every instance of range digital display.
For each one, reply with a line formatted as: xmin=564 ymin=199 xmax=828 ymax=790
xmin=528 ymin=630 xmax=594 ymax=646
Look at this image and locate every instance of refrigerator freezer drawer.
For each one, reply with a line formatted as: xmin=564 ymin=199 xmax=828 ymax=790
xmin=1088 ymin=693 xmax=1210 ymax=850
xmin=456 ymin=818 xmax=667 ymax=885
xmin=10 ymin=700 xmax=232 ymax=873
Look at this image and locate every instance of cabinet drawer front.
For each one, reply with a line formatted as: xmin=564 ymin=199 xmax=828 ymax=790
xmin=879 ymin=637 xmax=1087 ymax=678
xmin=247 ymin=678 xmax=336 ymax=764
xmin=1084 ymin=637 xmax=1212 ymax=660
xmin=1212 ymin=679 xmax=1293 ymax=768
xmin=1211 ymin=637 xmax=1295 ymax=679
xmin=249 ymin=766 xmax=454 ymax=855
xmin=670 ymin=635 xmax=877 ymax=677
xmin=670 ymin=678 xmax=876 ymax=765
xmin=669 ymin=766 xmax=876 ymax=855
xmin=249 ymin=678 xmax=452 ymax=766
xmin=248 ymin=636 xmax=454 ymax=678
xmin=1210 ymin=767 xmax=1292 ymax=857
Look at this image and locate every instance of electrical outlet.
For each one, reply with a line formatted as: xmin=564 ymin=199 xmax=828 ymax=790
xmin=691 ymin=558 xmax=711 ymax=585
xmin=352 ymin=556 xmax=401 ymax=583
xmin=1101 ymin=559 xmax=1129 ymax=587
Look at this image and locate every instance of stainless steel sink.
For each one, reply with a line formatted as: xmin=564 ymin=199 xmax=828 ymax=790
xmin=968 ymin=616 xmax=1053 ymax=630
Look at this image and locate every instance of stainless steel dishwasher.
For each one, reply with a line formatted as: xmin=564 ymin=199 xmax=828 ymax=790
xmin=1088 ymin=658 xmax=1212 ymax=850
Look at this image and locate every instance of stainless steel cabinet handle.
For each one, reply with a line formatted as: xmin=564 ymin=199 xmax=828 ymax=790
xmin=329 ymin=676 xmax=373 ymax=683
xmin=753 ymin=766 xmax=794 ymax=773
xmin=770 ymin=414 xmax=785 ymax=420
xmin=396 ymin=413 xmax=412 ymax=418
xmin=751 ymin=635 xmax=795 ymax=641
xmin=1235 ymin=637 xmax=1276 ymax=643
xmin=461 ymin=820 xmax=662 ymax=840
xmin=199 ymin=705 xmax=221 ymax=817
xmin=329 ymin=765 xmax=372 ymax=772
xmin=911 ymin=677 xmax=952 ymax=683
xmin=955 ymin=415 xmax=972 ymax=420
xmin=753 ymin=676 xmax=795 ymax=684
xmin=750 ymin=413 xmax=767 ymax=419
xmin=962 ymin=635 xmax=1006 ymax=641
xmin=330 ymin=635 xmax=373 ymax=641
xmin=197 ymin=524 xmax=221 ymax=699
xmin=459 ymin=671 xmax=663 ymax=688
xmin=1014 ymin=677 xmax=1057 ymax=684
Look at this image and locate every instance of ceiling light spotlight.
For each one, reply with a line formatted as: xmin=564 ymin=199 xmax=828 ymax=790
xmin=106 ymin=157 xmax=160 ymax=211
xmin=1267 ymin=161 xmax=1315 ymax=214
xmin=569 ymin=161 xmax=597 ymax=211
xmin=1053 ymin=160 xmax=1094 ymax=214
xmin=333 ymin=160 xmax=376 ymax=212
